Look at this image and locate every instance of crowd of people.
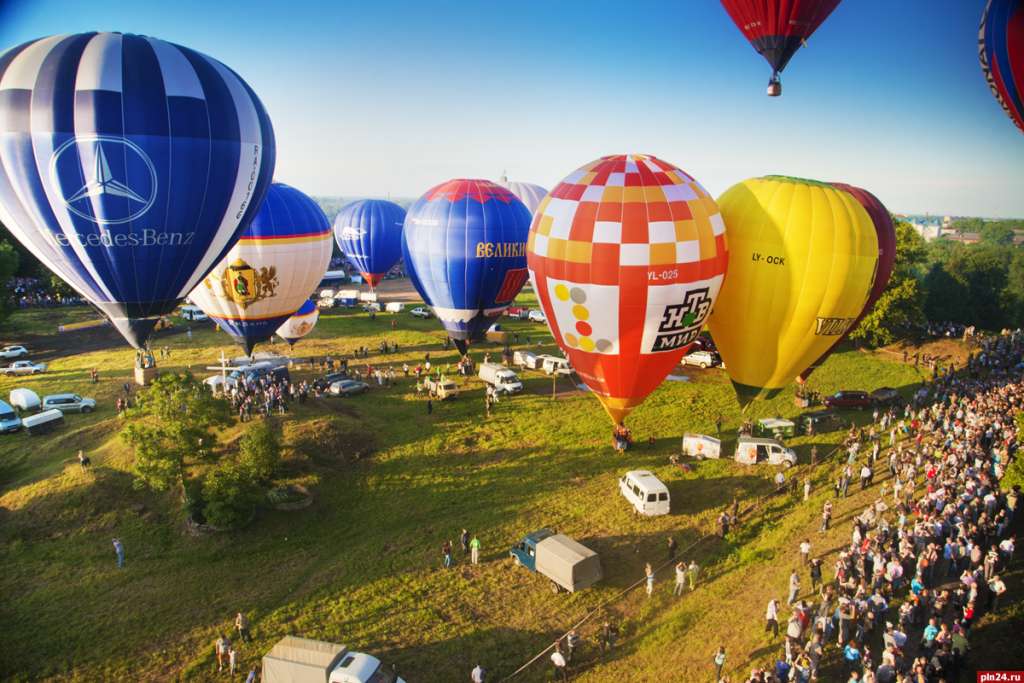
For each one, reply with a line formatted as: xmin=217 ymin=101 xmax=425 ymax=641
xmin=737 ymin=331 xmax=1021 ymax=683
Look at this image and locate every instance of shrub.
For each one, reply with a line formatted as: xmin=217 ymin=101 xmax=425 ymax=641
xmin=201 ymin=461 xmax=259 ymax=529
xmin=238 ymin=419 xmax=281 ymax=483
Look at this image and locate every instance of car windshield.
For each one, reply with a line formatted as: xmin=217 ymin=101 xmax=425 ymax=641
xmin=0 ymin=410 xmax=16 ymax=421
xmin=73 ymin=395 xmax=82 ymax=401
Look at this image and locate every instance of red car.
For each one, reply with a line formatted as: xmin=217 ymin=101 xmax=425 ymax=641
xmin=823 ymin=390 xmax=873 ymax=410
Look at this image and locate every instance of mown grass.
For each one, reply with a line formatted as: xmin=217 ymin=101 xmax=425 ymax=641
xmin=0 ymin=292 xmax=976 ymax=682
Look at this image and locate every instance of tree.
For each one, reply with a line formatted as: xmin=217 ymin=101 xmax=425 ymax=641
xmin=947 ymin=245 xmax=1011 ymax=330
xmin=849 ymin=220 xmax=926 ymax=346
xmin=201 ymin=461 xmax=260 ymax=529
xmin=980 ymin=222 xmax=1015 ymax=246
xmin=923 ymin=262 xmax=970 ymax=324
xmin=237 ymin=419 xmax=281 ymax=482
xmin=0 ymin=239 xmax=20 ymax=322
xmin=122 ymin=372 xmax=229 ymax=498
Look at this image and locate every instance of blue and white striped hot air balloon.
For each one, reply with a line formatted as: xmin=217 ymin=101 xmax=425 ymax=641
xmin=276 ymin=299 xmax=319 ymax=347
xmin=189 ymin=182 xmax=332 ymax=355
xmin=0 ymin=32 xmax=276 ymax=348
xmin=498 ymin=174 xmax=548 ymax=215
xmin=333 ymin=199 xmax=405 ymax=290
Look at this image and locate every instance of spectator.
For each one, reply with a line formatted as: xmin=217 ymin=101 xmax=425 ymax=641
xmin=765 ymin=598 xmax=780 ymax=639
xmin=235 ymin=612 xmax=251 ymax=643
xmin=471 ymin=664 xmax=486 ymax=682
xmin=799 ymin=539 xmax=811 ymax=566
xmin=77 ymin=449 xmax=91 ymax=469
xmin=645 ymin=562 xmax=655 ymax=597
xmin=460 ymin=528 xmax=470 ymax=554
xmin=470 ymin=535 xmax=481 ymax=565
xmin=667 ymin=535 xmax=677 ymax=561
xmin=214 ymin=634 xmax=229 ymax=672
xmin=713 ymin=645 xmax=726 ymax=681
xmin=688 ymin=559 xmax=700 ymax=592
xmin=112 ymin=538 xmax=125 ymax=568
xmin=787 ymin=569 xmax=801 ymax=605
xmin=674 ymin=561 xmax=686 ymax=596
xmin=550 ymin=645 xmax=568 ymax=682
xmin=442 ymin=540 xmax=453 ymax=568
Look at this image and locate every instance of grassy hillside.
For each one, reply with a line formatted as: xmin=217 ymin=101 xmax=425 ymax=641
xmin=0 ymin=292 xmax=1009 ymax=682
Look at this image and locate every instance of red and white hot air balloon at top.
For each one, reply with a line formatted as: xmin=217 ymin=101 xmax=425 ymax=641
xmin=526 ymin=154 xmax=729 ymax=426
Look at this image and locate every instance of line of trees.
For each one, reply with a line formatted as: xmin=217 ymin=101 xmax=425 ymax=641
xmin=851 ymin=218 xmax=1023 ymax=346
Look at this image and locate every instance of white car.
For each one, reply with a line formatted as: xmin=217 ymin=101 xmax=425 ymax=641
xmin=527 ymin=309 xmax=546 ymax=323
xmin=0 ymin=360 xmax=46 ymax=375
xmin=619 ymin=470 xmax=670 ymax=516
xmin=682 ymin=350 xmax=721 ymax=369
xmin=0 ymin=345 xmax=28 ymax=359
xmin=410 ymin=306 xmax=432 ymax=319
xmin=539 ymin=355 xmax=572 ymax=375
xmin=42 ymin=393 xmax=97 ymax=414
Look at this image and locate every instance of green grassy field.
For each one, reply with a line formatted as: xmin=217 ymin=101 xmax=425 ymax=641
xmin=0 ymin=293 xmax=1014 ymax=682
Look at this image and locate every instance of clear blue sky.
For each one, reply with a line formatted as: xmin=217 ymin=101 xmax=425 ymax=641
xmin=2 ymin=0 xmax=1021 ymax=217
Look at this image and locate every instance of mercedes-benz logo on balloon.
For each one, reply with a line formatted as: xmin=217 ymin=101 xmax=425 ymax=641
xmin=49 ymin=135 xmax=158 ymax=225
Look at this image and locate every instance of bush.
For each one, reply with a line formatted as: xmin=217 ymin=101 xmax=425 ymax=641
xmin=238 ymin=419 xmax=281 ymax=483
xmin=201 ymin=462 xmax=259 ymax=529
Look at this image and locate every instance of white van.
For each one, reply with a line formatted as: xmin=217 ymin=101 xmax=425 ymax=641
xmin=734 ymin=437 xmax=797 ymax=467
xmin=619 ymin=470 xmax=670 ymax=516
xmin=385 ymin=302 xmax=405 ymax=313
xmin=478 ymin=362 xmax=523 ymax=394
xmin=513 ymin=350 xmax=541 ymax=370
xmin=681 ymin=433 xmax=721 ymax=459
xmin=540 ymin=355 xmax=572 ymax=375
xmin=179 ymin=305 xmax=208 ymax=321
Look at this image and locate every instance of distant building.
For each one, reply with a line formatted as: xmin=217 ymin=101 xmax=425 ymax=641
xmin=943 ymin=232 xmax=981 ymax=245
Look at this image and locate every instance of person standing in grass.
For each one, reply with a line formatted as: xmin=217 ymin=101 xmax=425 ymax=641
xmin=713 ymin=645 xmax=726 ymax=681
xmin=667 ymin=536 xmax=677 ymax=561
xmin=235 ymin=612 xmax=251 ymax=643
xmin=787 ymin=569 xmax=801 ymax=605
xmin=809 ymin=558 xmax=823 ymax=592
xmin=112 ymin=538 xmax=125 ymax=568
xmin=228 ymin=645 xmax=237 ymax=675
xmin=821 ymin=501 xmax=833 ymax=532
xmin=688 ymin=559 xmax=700 ymax=592
xmin=674 ymin=561 xmax=686 ymax=596
xmin=600 ymin=619 xmax=618 ymax=652
xmin=765 ymin=598 xmax=780 ymax=639
xmin=460 ymin=528 xmax=470 ymax=555
xmin=442 ymin=540 xmax=453 ymax=568
xmin=644 ymin=562 xmax=655 ymax=597
xmin=471 ymin=663 xmax=486 ymax=682
xmin=214 ymin=635 xmax=229 ymax=672
xmin=799 ymin=539 xmax=811 ymax=566
xmin=550 ymin=644 xmax=568 ymax=682
xmin=470 ymin=535 xmax=481 ymax=565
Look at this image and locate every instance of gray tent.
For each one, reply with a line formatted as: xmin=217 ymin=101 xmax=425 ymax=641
xmin=262 ymin=636 xmax=347 ymax=683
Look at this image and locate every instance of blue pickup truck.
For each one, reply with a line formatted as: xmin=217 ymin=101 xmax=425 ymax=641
xmin=510 ymin=529 xmax=602 ymax=593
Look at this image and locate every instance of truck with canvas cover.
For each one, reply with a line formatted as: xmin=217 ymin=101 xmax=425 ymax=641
xmin=510 ymin=529 xmax=602 ymax=593
xmin=262 ymin=636 xmax=405 ymax=683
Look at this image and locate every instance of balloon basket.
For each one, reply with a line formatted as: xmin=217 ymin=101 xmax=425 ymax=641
xmin=134 ymin=365 xmax=159 ymax=387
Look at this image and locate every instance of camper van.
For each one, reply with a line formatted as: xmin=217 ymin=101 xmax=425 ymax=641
xmin=478 ymin=362 xmax=523 ymax=394
xmin=385 ymin=302 xmax=405 ymax=313
xmin=540 ymin=355 xmax=572 ymax=375
xmin=619 ymin=470 xmax=670 ymax=516
xmin=513 ymin=350 xmax=541 ymax=370
xmin=734 ymin=437 xmax=797 ymax=467
xmin=0 ymin=399 xmax=22 ymax=433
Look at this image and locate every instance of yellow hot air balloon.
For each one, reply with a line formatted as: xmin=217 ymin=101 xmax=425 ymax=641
xmin=707 ymin=176 xmax=878 ymax=406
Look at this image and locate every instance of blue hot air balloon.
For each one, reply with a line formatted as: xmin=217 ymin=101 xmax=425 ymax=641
xmin=189 ymin=183 xmax=333 ymax=355
xmin=276 ymin=298 xmax=319 ymax=347
xmin=333 ymin=199 xmax=406 ymax=289
xmin=402 ymin=179 xmax=532 ymax=352
xmin=0 ymin=32 xmax=275 ymax=348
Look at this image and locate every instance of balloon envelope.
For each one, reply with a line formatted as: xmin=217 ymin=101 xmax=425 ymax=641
xmin=798 ymin=183 xmax=895 ymax=382
xmin=980 ymin=0 xmax=1024 ymax=133
xmin=527 ymin=154 xmax=729 ymax=425
xmin=277 ymin=298 xmax=319 ymax=346
xmin=499 ymin=175 xmax=548 ymax=215
xmin=720 ymin=0 xmax=842 ymax=84
xmin=402 ymin=179 xmax=531 ymax=348
xmin=707 ymin=176 xmax=878 ymax=406
xmin=333 ymin=199 xmax=406 ymax=288
xmin=190 ymin=182 xmax=332 ymax=355
xmin=0 ymin=32 xmax=275 ymax=347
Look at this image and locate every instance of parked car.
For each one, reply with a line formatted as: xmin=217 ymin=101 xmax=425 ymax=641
xmin=385 ymin=302 xmax=405 ymax=313
xmin=510 ymin=529 xmax=602 ymax=593
xmin=870 ymin=387 xmax=900 ymax=406
xmin=0 ymin=360 xmax=46 ymax=375
xmin=329 ymin=379 xmax=369 ymax=396
xmin=681 ymin=350 xmax=721 ymax=369
xmin=178 ymin=305 xmax=208 ymax=321
xmin=262 ymin=636 xmax=406 ymax=683
xmin=0 ymin=345 xmax=28 ymax=359
xmin=410 ymin=306 xmax=432 ymax=319
xmin=317 ymin=297 xmax=336 ymax=309
xmin=619 ymin=470 xmax=670 ymax=516
xmin=527 ymin=309 xmax=546 ymax=323
xmin=362 ymin=302 xmax=381 ymax=313
xmin=42 ymin=393 xmax=97 ymax=413
xmin=800 ymin=410 xmax=844 ymax=435
xmin=0 ymin=399 xmax=22 ymax=433
xmin=823 ymin=390 xmax=873 ymax=410
xmin=506 ymin=306 xmax=528 ymax=320
xmin=423 ymin=376 xmax=458 ymax=399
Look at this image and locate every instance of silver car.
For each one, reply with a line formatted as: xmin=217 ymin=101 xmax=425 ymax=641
xmin=42 ymin=393 xmax=97 ymax=414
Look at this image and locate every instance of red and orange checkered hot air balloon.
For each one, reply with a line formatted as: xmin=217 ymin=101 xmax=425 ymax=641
xmin=526 ymin=154 xmax=729 ymax=426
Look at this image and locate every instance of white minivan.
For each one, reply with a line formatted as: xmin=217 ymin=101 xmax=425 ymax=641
xmin=619 ymin=470 xmax=670 ymax=516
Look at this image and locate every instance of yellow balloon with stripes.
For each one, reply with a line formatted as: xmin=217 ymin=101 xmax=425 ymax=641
xmin=707 ymin=176 xmax=879 ymax=406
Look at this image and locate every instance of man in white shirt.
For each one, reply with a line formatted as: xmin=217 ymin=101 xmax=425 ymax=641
xmin=799 ymin=539 xmax=811 ymax=566
xmin=765 ymin=598 xmax=779 ymax=639
xmin=471 ymin=664 xmax=486 ymax=682
xmin=550 ymin=647 xmax=568 ymax=682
